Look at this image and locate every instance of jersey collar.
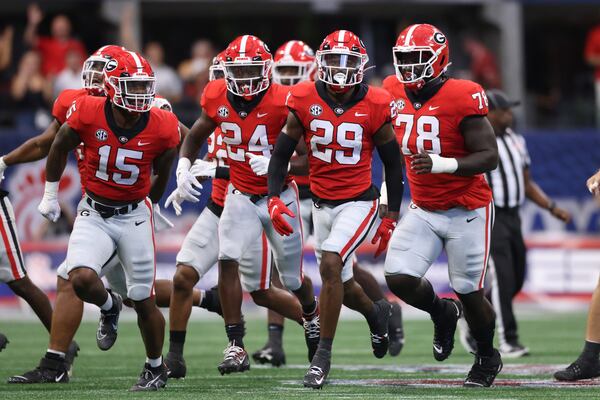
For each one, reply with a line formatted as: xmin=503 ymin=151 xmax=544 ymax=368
xmin=226 ymin=87 xmax=268 ymax=119
xmin=104 ymin=99 xmax=150 ymax=143
xmin=404 ymin=75 xmax=447 ymax=110
xmin=315 ymin=81 xmax=368 ymax=117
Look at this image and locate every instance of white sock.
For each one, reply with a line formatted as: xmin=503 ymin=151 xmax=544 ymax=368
xmin=146 ymin=356 xmax=162 ymax=368
xmin=47 ymin=349 xmax=66 ymax=359
xmin=100 ymin=292 xmax=113 ymax=311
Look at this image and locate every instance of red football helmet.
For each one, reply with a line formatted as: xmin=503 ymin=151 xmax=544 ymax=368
xmin=316 ymin=30 xmax=369 ymax=92
xmin=273 ymin=40 xmax=316 ymax=86
xmin=393 ymin=24 xmax=450 ymax=91
xmin=82 ymin=45 xmax=127 ymax=96
xmin=208 ymin=50 xmax=226 ymax=81
xmin=103 ymin=51 xmax=156 ymax=112
xmin=223 ymin=35 xmax=272 ymax=96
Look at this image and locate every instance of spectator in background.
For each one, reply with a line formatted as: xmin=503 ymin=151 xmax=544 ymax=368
xmin=52 ymin=49 xmax=83 ymax=98
xmin=24 ymin=3 xmax=86 ymax=77
xmin=585 ymin=23 xmax=600 ymax=129
xmin=11 ymin=51 xmax=52 ymax=130
xmin=178 ymin=39 xmax=214 ymax=102
xmin=462 ymin=35 xmax=502 ymax=89
xmin=144 ymin=41 xmax=182 ymax=103
xmin=0 ymin=25 xmax=13 ymax=72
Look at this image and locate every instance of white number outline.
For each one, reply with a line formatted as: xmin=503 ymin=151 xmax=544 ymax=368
xmin=95 ymin=145 xmax=143 ymax=185
xmin=308 ymin=119 xmax=363 ymax=165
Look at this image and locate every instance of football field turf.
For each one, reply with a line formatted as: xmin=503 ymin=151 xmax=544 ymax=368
xmin=0 ymin=312 xmax=598 ymax=399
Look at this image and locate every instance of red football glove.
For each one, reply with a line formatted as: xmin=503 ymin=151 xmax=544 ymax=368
xmin=268 ymin=196 xmax=295 ymax=236
xmin=371 ymin=216 xmax=397 ymax=258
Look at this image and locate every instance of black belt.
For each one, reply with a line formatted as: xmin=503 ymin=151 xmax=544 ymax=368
xmin=494 ymin=205 xmax=520 ymax=215
xmin=312 ymin=185 xmax=379 ymax=208
xmin=0 ymin=189 xmax=8 ymax=198
xmin=86 ymin=197 xmax=138 ymax=219
xmin=233 ymin=185 xmax=288 ymax=204
xmin=206 ymin=199 xmax=224 ymax=218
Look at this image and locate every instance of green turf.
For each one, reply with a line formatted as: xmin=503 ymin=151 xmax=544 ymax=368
xmin=0 ymin=312 xmax=596 ymax=399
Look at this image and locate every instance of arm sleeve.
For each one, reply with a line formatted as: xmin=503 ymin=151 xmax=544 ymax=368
xmin=371 ymin=90 xmax=395 ymax=134
xmin=376 ymin=139 xmax=404 ymax=213
xmin=267 ymin=133 xmax=299 ymax=198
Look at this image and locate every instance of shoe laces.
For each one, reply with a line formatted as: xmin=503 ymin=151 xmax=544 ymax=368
xmin=223 ymin=345 xmax=245 ymax=361
xmin=371 ymin=332 xmax=388 ymax=344
xmin=303 ymin=314 xmax=320 ymax=340
xmin=308 ymin=365 xmax=323 ymax=376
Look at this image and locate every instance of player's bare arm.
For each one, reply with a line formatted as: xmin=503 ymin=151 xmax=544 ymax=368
xmin=267 ymin=112 xmax=304 ymax=197
xmin=3 ymin=119 xmax=60 ymax=165
xmin=410 ymin=115 xmax=497 ymax=176
xmin=149 ymin=147 xmax=178 ymax=204
xmin=373 ymin=122 xmax=403 ymax=220
xmin=46 ymin=123 xmax=81 ymax=182
xmin=587 ymin=168 xmax=600 ymax=197
xmin=180 ymin=111 xmax=217 ymax=161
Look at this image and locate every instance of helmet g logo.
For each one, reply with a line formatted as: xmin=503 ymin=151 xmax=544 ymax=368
xmin=105 ymin=59 xmax=118 ymax=72
xmin=433 ymin=32 xmax=446 ymax=44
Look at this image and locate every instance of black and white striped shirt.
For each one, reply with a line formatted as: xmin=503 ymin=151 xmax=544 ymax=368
xmin=485 ymin=128 xmax=531 ymax=208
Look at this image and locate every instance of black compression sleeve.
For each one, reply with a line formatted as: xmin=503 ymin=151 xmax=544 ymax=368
xmin=376 ymin=139 xmax=404 ymax=213
xmin=215 ymin=166 xmax=230 ymax=180
xmin=267 ymin=133 xmax=299 ymax=197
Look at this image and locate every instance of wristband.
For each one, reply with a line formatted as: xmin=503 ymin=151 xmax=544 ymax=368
xmin=380 ymin=181 xmax=388 ymax=206
xmin=548 ymin=200 xmax=556 ymax=212
xmin=176 ymin=158 xmax=192 ymax=175
xmin=0 ymin=156 xmax=6 ymax=170
xmin=429 ymin=154 xmax=458 ymax=174
xmin=44 ymin=181 xmax=59 ymax=200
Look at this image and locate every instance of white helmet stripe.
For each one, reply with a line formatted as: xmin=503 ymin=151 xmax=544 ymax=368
xmin=403 ymin=24 xmax=419 ymax=47
xmin=240 ymin=35 xmax=249 ymax=54
xmin=129 ymin=51 xmax=143 ymax=69
xmin=95 ymin=45 xmax=108 ymax=56
xmin=337 ymin=30 xmax=346 ymax=43
xmin=284 ymin=40 xmax=296 ymax=56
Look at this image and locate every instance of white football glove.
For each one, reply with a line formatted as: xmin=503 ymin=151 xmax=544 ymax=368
xmin=190 ymin=159 xmax=217 ymax=178
xmin=0 ymin=156 xmax=6 ymax=183
xmin=164 ymin=188 xmax=184 ymax=216
xmin=38 ymin=181 xmax=61 ymax=222
xmin=153 ymin=203 xmax=174 ymax=231
xmin=175 ymin=158 xmax=203 ymax=203
xmin=247 ymin=153 xmax=270 ymax=176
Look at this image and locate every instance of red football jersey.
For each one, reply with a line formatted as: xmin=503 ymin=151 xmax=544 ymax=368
xmin=66 ymin=96 xmax=180 ymax=202
xmin=52 ymin=88 xmax=89 ymax=188
xmin=201 ymin=79 xmax=290 ymax=195
xmin=382 ymin=76 xmax=492 ymax=210
xmin=287 ymin=81 xmax=394 ymax=200
xmin=206 ymin=127 xmax=229 ymax=207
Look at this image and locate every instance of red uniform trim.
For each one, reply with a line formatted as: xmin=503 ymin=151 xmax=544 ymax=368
xmin=144 ymin=199 xmax=157 ymax=296
xmin=340 ymin=199 xmax=377 ymax=259
xmin=289 ymin=182 xmax=304 ymax=279
xmin=259 ymin=233 xmax=269 ymax=290
xmin=478 ymin=202 xmax=491 ymax=289
xmin=0 ymin=212 xmax=20 ymax=280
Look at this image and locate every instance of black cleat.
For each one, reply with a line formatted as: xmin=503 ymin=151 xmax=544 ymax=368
xmin=388 ymin=302 xmax=405 ymax=357
xmin=165 ymin=351 xmax=187 ymax=378
xmin=370 ymin=299 xmax=391 ymax=359
xmin=217 ymin=344 xmax=250 ymax=375
xmin=65 ymin=341 xmax=80 ymax=377
xmin=130 ymin=363 xmax=168 ymax=391
xmin=201 ymin=286 xmax=223 ymax=316
xmin=96 ymin=290 xmax=123 ymax=351
xmin=303 ymin=352 xmax=331 ymax=389
xmin=8 ymin=357 xmax=69 ymax=384
xmin=251 ymin=344 xmax=286 ymax=367
xmin=432 ymin=298 xmax=462 ymax=361
xmin=464 ymin=349 xmax=503 ymax=387
xmin=0 ymin=332 xmax=8 ymax=352
xmin=302 ymin=301 xmax=320 ymax=362
xmin=554 ymin=356 xmax=600 ymax=381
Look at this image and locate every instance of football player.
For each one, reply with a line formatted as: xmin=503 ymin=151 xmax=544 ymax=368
xmin=0 ymin=332 xmax=7 ymax=352
xmin=37 ymin=50 xmax=179 ymax=391
xmin=554 ymin=170 xmax=600 ymax=381
xmin=5 ymin=46 xmax=214 ymax=385
xmin=382 ymin=24 xmax=501 ymax=387
xmin=168 ymin=35 xmax=320 ymax=375
xmin=267 ymin=30 xmax=404 ymax=388
xmin=164 ymin=50 xmax=245 ymax=379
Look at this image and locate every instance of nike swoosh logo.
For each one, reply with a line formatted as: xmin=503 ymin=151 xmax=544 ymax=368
xmin=257 ymin=112 xmax=268 ymax=118
xmin=138 ymin=141 xmax=150 ymax=146
xmin=135 ymin=220 xmax=145 ymax=226
xmin=452 ymin=302 xmax=461 ymax=317
xmin=466 ymin=217 xmax=477 ymax=223
xmin=314 ymin=376 xmax=324 ymax=385
xmin=428 ymin=106 xmax=440 ymax=111
xmin=55 ymin=372 xmax=65 ymax=382
xmin=355 ymin=112 xmax=368 ymax=117
xmin=433 ymin=344 xmax=443 ymax=354
xmin=285 ymin=201 xmax=294 ymax=207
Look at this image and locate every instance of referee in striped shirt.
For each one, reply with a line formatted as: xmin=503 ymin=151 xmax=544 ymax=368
xmin=462 ymin=89 xmax=571 ymax=358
